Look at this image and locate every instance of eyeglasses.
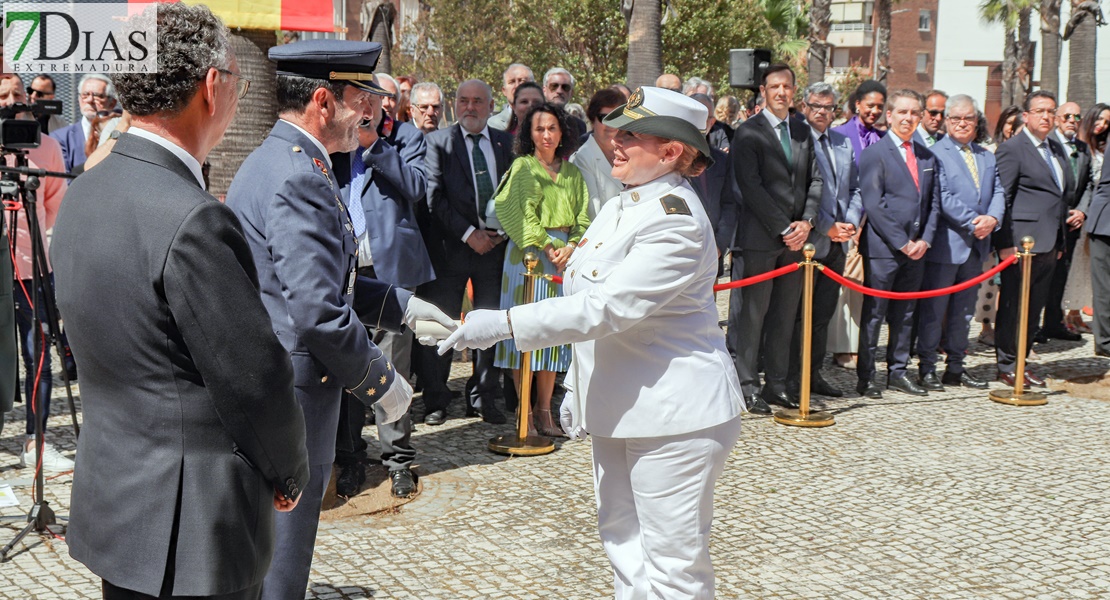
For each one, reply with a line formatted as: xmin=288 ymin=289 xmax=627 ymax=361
xmin=26 ymin=87 xmax=53 ymax=98
xmin=79 ymin=91 xmax=109 ymax=100
xmin=926 ymin=109 xmax=945 ymax=117
xmin=947 ymin=115 xmax=977 ymax=125
xmin=1027 ymin=108 xmax=1056 ymax=116
xmin=547 ymin=82 xmax=572 ymax=92
xmin=1060 ymin=113 xmax=1082 ymax=121
xmin=216 ymin=68 xmax=250 ymax=99
xmin=415 ymin=103 xmax=442 ymax=112
xmin=806 ymin=102 xmax=836 ymax=113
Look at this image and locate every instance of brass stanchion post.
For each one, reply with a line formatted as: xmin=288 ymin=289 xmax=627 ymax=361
xmin=489 ymin=251 xmax=557 ymax=455
xmin=774 ymin=243 xmax=835 ymax=427
xmin=990 ymin=236 xmax=1048 ymax=406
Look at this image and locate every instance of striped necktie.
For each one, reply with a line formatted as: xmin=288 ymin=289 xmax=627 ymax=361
xmin=961 ymin=145 xmax=979 ymax=190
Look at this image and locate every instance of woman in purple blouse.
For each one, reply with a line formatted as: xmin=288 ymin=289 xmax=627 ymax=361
xmin=833 ymin=80 xmax=887 ymax=164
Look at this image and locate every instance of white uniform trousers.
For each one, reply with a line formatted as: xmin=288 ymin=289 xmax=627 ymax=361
xmin=591 ymin=416 xmax=742 ymax=599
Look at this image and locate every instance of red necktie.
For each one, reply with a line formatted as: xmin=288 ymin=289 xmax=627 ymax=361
xmin=902 ymin=141 xmax=919 ymax=191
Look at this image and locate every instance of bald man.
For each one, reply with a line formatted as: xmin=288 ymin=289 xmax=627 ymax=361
xmin=655 ymin=73 xmax=681 ymax=92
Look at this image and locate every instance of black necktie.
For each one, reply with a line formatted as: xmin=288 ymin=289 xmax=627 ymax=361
xmin=468 ymin=133 xmax=494 ymax=226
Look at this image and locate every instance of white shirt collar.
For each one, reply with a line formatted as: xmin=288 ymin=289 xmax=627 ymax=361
xmin=462 ymin=125 xmax=491 ymax=142
xmin=280 ymin=119 xmax=332 ymax=168
xmin=127 ymin=127 xmax=205 ymax=189
xmin=1055 ymin=129 xmax=1076 ymax=146
xmin=809 ymin=124 xmax=829 ymax=141
xmin=1024 ymin=126 xmax=1051 ymax=148
xmin=762 ymin=109 xmax=785 ymax=130
xmin=618 ymin=171 xmax=685 ymax=209
xmin=916 ymin=125 xmax=935 ymax=140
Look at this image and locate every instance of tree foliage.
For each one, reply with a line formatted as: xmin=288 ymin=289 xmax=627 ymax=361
xmin=393 ymin=0 xmax=788 ymax=104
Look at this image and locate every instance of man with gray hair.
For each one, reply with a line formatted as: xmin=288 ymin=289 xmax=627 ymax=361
xmin=376 ymin=72 xmax=401 ymax=118
xmin=489 ymin=62 xmax=533 ymax=130
xmin=683 ymin=76 xmax=715 ymax=101
xmin=409 ymin=81 xmax=444 ymax=133
xmin=915 ymin=94 xmax=1003 ymax=391
xmin=542 ymin=66 xmax=586 ymax=148
xmin=50 ymin=73 xmax=118 ymax=172
xmin=786 ymin=81 xmax=862 ymax=399
xmin=52 ymin=4 xmax=311 ymax=597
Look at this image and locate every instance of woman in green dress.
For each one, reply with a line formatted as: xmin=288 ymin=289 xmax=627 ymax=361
xmin=492 ymin=103 xmax=590 ymax=436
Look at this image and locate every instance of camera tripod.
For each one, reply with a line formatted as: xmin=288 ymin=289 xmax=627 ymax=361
xmin=0 ymin=153 xmax=79 ymax=560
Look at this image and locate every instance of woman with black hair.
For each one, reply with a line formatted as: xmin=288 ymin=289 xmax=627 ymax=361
xmin=491 ymin=102 xmax=590 ymax=436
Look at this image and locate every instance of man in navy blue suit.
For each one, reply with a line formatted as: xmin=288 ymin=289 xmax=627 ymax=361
xmin=788 ymin=82 xmax=862 ymax=399
xmin=915 ymin=94 xmax=1004 ymax=391
xmin=49 ymin=74 xmax=117 ymax=172
xmin=330 ymin=74 xmax=435 ymax=499
xmin=856 ymin=89 xmax=940 ymax=399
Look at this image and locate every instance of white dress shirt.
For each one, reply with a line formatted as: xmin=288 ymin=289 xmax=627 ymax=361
xmin=127 ymin=127 xmax=205 ymax=189
xmin=280 ymin=119 xmax=332 ymax=168
xmin=1024 ymin=127 xmax=1064 ymax=190
xmin=461 ymin=125 xmax=499 ymax=243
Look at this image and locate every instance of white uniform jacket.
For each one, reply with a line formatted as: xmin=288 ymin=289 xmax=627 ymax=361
xmin=570 ymin=135 xmax=624 ymax=220
xmin=510 ymin=172 xmax=745 ymax=438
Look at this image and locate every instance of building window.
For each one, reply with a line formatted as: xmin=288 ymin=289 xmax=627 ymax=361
xmin=916 ymin=52 xmax=929 ymax=73
xmin=919 ymin=10 xmax=931 ymax=31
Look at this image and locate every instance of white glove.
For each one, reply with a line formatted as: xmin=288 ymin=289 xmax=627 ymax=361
xmin=436 ymin=309 xmax=512 ymax=355
xmin=559 ymin=391 xmax=587 ymax=441
xmin=374 ymin=374 xmax=414 ymax=424
xmin=404 ymin=296 xmax=458 ymax=338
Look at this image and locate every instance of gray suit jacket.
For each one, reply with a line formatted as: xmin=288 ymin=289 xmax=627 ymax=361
xmin=52 ymin=133 xmax=311 ymax=596
xmin=810 ymin=127 xmax=862 ymax=258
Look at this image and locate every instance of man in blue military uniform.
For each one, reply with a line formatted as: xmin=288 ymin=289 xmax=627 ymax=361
xmin=226 ymin=40 xmax=455 ymax=600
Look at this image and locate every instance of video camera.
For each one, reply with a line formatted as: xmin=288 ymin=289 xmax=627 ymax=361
xmin=0 ymin=100 xmax=63 ymax=150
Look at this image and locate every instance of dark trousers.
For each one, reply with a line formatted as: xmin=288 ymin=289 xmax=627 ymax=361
xmin=1091 ymin=234 xmax=1110 ymax=354
xmin=725 ymin=251 xmax=744 ymax=356
xmin=14 ymin=278 xmax=52 ymax=436
xmin=916 ymin=247 xmax=983 ymax=375
xmin=996 ymin=250 xmax=1057 ymax=373
xmin=103 ymin=581 xmax=261 ymax=600
xmin=415 ymin=243 xmax=503 ymax=413
xmin=857 ymin=255 xmax=925 ymax=382
xmin=733 ymin=247 xmax=803 ymax=396
xmin=1041 ymin=228 xmax=1080 ymax=333
xmin=789 ymin=243 xmax=845 ymax=382
xmin=261 ymin=461 xmax=330 ymax=600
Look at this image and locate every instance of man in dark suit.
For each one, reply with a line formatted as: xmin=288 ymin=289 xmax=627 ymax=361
xmin=227 ymin=41 xmax=454 ymax=600
xmin=787 ymin=82 xmax=863 ymax=399
xmin=1039 ymin=100 xmax=1092 ymax=341
xmin=916 ymin=94 xmax=1004 ymax=391
xmin=51 ymin=5 xmax=310 ymax=598
xmin=329 ymin=75 xmax=433 ymax=499
xmin=49 ymin=73 xmax=117 ymax=172
xmin=730 ymin=63 xmax=822 ymax=414
xmin=856 ymin=89 xmax=940 ymax=398
xmin=914 ymin=89 xmax=948 ymax=148
xmin=1084 ymin=146 xmax=1110 ymax=356
xmin=417 ymin=79 xmax=514 ymax=425
xmin=994 ymin=90 xmax=1075 ymax=387
xmin=689 ymin=94 xmax=741 ymax=258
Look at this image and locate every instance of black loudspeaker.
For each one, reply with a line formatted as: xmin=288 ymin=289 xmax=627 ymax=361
xmin=729 ymin=49 xmax=773 ymax=89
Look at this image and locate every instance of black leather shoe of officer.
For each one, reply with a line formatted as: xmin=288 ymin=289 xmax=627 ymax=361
xmin=918 ymin=372 xmax=945 ymax=392
xmin=1033 ymin=330 xmax=1049 ymax=344
xmin=857 ymin=379 xmax=883 ymax=399
xmin=942 ymin=370 xmax=988 ymax=389
xmin=336 ymin=463 xmax=365 ymax=497
xmin=480 ymin=404 xmax=508 ymax=424
xmin=1043 ymin=327 xmax=1082 ymax=341
xmin=424 ymin=409 xmax=447 ymax=426
xmin=746 ymin=394 xmax=773 ymax=415
xmin=761 ymin=388 xmax=800 ymax=409
xmin=811 ymin=374 xmax=844 ymax=398
xmin=390 ymin=468 xmax=418 ymax=498
xmin=887 ymin=374 xmax=928 ymax=396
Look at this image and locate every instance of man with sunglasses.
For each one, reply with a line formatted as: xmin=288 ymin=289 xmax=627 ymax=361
xmin=542 ymin=67 xmax=586 ymax=149
xmin=27 ymin=75 xmax=68 ymax=134
xmin=915 ymin=89 xmax=948 ymax=147
xmin=49 ymin=73 xmax=117 ymax=172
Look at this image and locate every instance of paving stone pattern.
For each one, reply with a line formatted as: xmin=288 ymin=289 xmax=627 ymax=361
xmin=2 ymin=301 xmax=1110 ymax=598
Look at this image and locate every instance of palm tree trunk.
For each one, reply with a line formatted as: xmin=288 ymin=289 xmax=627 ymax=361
xmin=1039 ymin=0 xmax=1062 ymax=93
xmin=1067 ymin=0 xmax=1097 ymax=107
xmin=625 ymin=0 xmax=662 ymax=89
xmin=873 ymin=0 xmax=892 ymax=83
xmin=1002 ymin=27 xmax=1019 ymax=107
xmin=367 ymin=1 xmax=395 ymax=75
xmin=1016 ymin=7 xmax=1035 ymax=96
xmin=208 ymin=30 xmax=278 ymax=198
xmin=808 ymin=0 xmax=832 ymax=82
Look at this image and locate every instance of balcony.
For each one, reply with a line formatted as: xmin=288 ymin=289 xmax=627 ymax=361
xmin=828 ymin=22 xmax=873 ymax=48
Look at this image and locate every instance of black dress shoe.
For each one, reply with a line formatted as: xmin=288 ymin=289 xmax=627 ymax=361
xmin=857 ymin=380 xmax=883 ymax=399
xmin=1033 ymin=331 xmax=1049 ymax=344
xmin=480 ymin=405 xmax=508 ymax=424
xmin=746 ymin=394 xmax=772 ymax=415
xmin=464 ymin=404 xmax=479 ymax=418
xmin=811 ymin=374 xmax=844 ymax=398
xmin=887 ymin=374 xmax=928 ymax=396
xmin=389 ymin=469 xmax=418 ymax=498
xmin=336 ymin=463 xmax=365 ymax=497
xmin=942 ymin=370 xmax=988 ymax=389
xmin=423 ymin=409 xmax=447 ymax=426
xmin=1044 ymin=328 xmax=1082 ymax=341
xmin=918 ymin=372 xmax=945 ymax=392
xmin=761 ymin=389 xmax=800 ymax=409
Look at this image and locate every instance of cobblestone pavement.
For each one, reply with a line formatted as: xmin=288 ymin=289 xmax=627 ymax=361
xmin=2 ymin=302 xmax=1110 ymax=598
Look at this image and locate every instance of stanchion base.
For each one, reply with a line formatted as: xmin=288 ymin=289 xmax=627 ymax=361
xmin=989 ymin=390 xmax=1048 ymax=406
xmin=488 ymin=434 xmax=555 ymax=456
xmin=772 ymin=408 xmax=835 ymax=427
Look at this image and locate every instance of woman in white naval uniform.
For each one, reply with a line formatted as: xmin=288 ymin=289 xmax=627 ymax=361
xmin=439 ymin=87 xmax=745 ymax=599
